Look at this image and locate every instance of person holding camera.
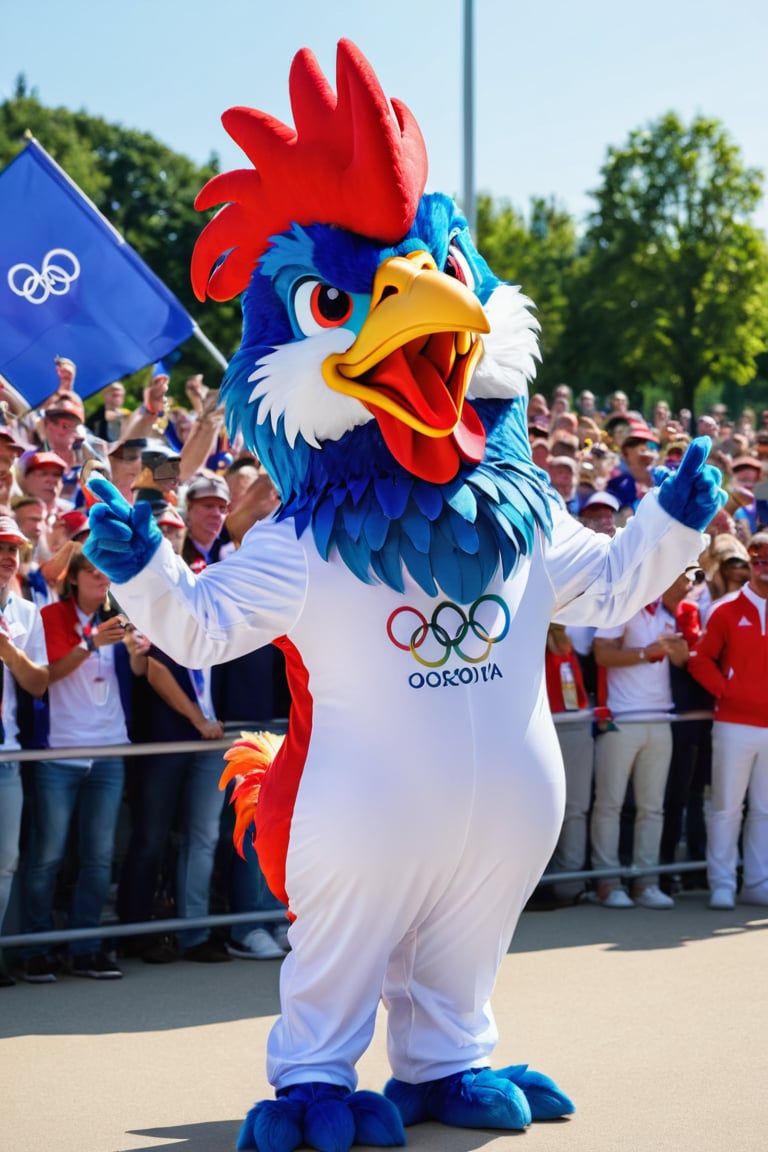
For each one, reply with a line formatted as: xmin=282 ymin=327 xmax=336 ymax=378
xmin=20 ymin=546 xmax=145 ymax=982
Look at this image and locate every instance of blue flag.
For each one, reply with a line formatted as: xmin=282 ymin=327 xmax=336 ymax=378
xmin=0 ymin=138 xmax=196 ymax=407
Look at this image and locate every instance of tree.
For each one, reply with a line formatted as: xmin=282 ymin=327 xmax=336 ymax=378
xmin=0 ymin=81 xmax=242 ymax=401
xmin=562 ymin=113 xmax=768 ymax=416
xmin=475 ymin=194 xmax=579 ymax=394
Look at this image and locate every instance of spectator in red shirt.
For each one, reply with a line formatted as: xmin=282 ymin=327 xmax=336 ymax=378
xmin=687 ymin=531 xmax=768 ymax=909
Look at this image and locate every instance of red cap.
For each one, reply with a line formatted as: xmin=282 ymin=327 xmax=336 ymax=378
xmin=18 ymin=449 xmax=68 ymax=476
xmin=57 ymin=509 xmax=89 ymax=539
xmin=0 ymin=514 xmax=30 ymax=546
xmin=732 ymin=455 xmax=761 ymax=472
xmin=623 ymin=420 xmax=660 ymax=445
xmin=44 ymin=390 xmax=85 ymax=421
xmin=155 ymin=505 xmax=185 ymax=529
xmin=0 ymin=424 xmax=26 ymax=455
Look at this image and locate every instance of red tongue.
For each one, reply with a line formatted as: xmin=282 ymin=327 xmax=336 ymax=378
xmin=366 ymin=345 xmax=459 ymax=428
xmin=358 ymin=342 xmax=486 ymax=483
xmin=375 ymin=402 xmax=485 ymax=484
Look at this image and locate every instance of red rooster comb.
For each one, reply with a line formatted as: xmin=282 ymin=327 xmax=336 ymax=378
xmin=191 ymin=39 xmax=429 ymax=302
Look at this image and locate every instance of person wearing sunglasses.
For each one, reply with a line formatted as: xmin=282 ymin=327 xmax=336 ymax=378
xmin=688 ymin=531 xmax=768 ymax=909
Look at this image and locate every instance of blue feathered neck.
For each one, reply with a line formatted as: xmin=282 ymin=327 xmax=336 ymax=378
xmin=255 ymin=393 xmax=552 ymax=603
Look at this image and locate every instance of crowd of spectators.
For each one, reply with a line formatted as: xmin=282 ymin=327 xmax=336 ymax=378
xmin=1 ymin=365 xmax=767 ymax=985
xmin=0 ymin=359 xmax=288 ymax=986
xmin=533 ymin=384 xmax=768 ymax=913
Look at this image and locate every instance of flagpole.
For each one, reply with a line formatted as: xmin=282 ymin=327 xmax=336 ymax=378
xmin=192 ymin=323 xmax=229 ymax=371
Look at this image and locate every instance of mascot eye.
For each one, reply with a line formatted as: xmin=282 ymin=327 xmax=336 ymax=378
xmin=443 ymin=244 xmax=475 ymax=291
xmin=293 ymin=279 xmax=353 ymax=335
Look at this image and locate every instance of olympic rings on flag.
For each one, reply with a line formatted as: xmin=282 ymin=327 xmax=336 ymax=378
xmin=8 ymin=248 xmax=81 ymax=304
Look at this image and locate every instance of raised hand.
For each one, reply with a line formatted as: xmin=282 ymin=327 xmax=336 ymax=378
xmin=656 ymin=436 xmax=726 ymax=531
xmin=83 ymin=474 xmax=163 ymax=583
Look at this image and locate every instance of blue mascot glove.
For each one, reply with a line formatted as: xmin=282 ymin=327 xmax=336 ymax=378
xmin=83 ymin=474 xmax=163 ymax=583
xmin=656 ymin=435 xmax=726 ymax=531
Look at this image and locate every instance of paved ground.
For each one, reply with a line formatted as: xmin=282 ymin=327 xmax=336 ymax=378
xmin=4 ymin=892 xmax=767 ymax=1152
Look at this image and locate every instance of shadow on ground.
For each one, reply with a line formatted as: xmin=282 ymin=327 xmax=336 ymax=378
xmin=123 ymin=1117 xmax=555 ymax=1152
xmin=511 ymin=892 xmax=768 ymax=955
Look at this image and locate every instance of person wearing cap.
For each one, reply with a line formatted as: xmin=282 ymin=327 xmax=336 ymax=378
xmin=16 ymin=450 xmax=72 ymax=546
xmin=107 ymin=439 xmax=147 ymax=505
xmin=11 ymin=495 xmax=61 ymax=609
xmin=605 ymin=420 xmax=663 ymax=520
xmin=0 ymin=422 xmax=27 ymax=470
xmin=0 ymin=515 xmax=50 ymax=986
xmin=687 ymin=531 xmax=768 ymax=910
xmin=697 ymin=533 xmax=751 ymax=624
xmin=181 ymin=470 xmax=231 ymax=570
xmin=728 ymin=455 xmax=765 ymax=535
xmin=545 ymin=455 xmax=580 ymax=515
xmin=38 ymin=392 xmax=108 ymax=504
xmin=20 ymin=547 xmax=143 ymax=982
xmin=154 ymin=503 xmax=186 ymax=554
xmin=578 ymin=491 xmax=620 ymax=539
xmin=48 ymin=509 xmax=90 ymax=553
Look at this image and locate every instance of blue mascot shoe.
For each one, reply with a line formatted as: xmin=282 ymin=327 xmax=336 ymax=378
xmin=384 ymin=1065 xmax=574 ymax=1131
xmin=236 ymin=1083 xmax=406 ymax=1152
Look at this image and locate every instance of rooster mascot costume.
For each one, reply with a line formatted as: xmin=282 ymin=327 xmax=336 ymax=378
xmin=85 ymin=40 xmax=722 ymax=1152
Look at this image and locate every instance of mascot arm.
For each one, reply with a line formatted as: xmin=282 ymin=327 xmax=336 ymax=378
xmin=105 ymin=518 xmax=307 ymax=669
xmin=547 ymin=489 xmax=706 ymax=629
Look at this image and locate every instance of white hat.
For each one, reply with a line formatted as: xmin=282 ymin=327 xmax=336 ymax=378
xmin=581 ymin=491 xmax=620 ymax=513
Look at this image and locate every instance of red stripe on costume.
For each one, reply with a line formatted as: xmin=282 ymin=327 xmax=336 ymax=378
xmin=255 ymin=636 xmax=312 ymax=915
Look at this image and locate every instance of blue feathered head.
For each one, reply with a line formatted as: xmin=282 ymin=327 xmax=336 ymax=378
xmin=191 ymin=40 xmax=552 ymax=601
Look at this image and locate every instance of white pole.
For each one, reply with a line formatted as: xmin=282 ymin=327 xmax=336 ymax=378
xmin=462 ymin=0 xmax=476 ymax=236
xmin=192 ymin=322 xmax=229 ymax=371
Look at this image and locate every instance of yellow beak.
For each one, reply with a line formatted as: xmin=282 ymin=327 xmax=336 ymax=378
xmin=321 ymin=250 xmax=489 ymax=439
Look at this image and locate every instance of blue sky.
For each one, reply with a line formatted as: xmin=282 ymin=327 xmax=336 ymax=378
xmin=3 ymin=0 xmax=768 ymax=232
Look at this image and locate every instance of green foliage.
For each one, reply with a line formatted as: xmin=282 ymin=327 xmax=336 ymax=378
xmin=561 ymin=113 xmax=768 ymax=415
xmin=475 ymin=194 xmax=579 ymax=392
xmin=0 ymin=82 xmax=240 ymax=405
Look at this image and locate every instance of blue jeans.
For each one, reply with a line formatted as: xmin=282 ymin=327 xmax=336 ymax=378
xmin=23 ymin=758 xmax=124 ymax=957
xmin=118 ymin=748 xmax=225 ymax=948
xmin=0 ymin=760 xmax=22 ymax=934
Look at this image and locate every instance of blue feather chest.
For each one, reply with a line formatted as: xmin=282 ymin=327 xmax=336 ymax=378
xmin=276 ymin=397 xmax=553 ymax=603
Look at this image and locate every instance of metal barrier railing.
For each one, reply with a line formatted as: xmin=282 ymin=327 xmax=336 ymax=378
xmin=0 ymin=710 xmax=712 ymax=951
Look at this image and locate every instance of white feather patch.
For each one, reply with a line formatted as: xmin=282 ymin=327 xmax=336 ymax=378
xmin=247 ymin=329 xmax=372 ymax=448
xmin=469 ymin=285 xmax=541 ymax=400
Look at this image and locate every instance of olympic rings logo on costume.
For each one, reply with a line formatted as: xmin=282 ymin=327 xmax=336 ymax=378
xmin=386 ymin=595 xmax=510 ymax=667
xmin=7 ymin=248 xmax=81 ymax=305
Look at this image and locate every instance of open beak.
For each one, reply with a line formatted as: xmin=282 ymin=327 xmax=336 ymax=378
xmin=321 ymin=251 xmax=490 ymax=483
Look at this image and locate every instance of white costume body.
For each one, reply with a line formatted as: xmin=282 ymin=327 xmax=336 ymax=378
xmin=115 ymin=492 xmax=701 ymax=1090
